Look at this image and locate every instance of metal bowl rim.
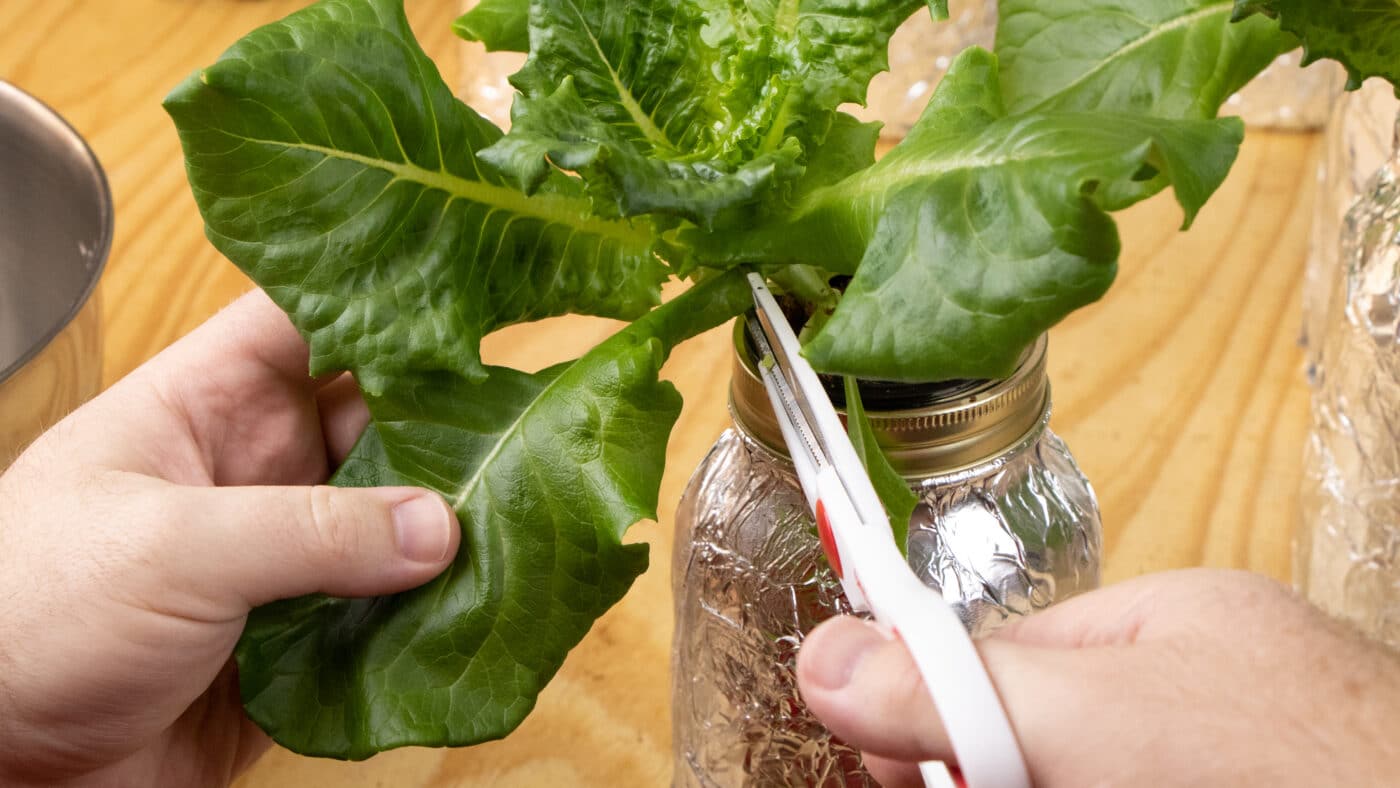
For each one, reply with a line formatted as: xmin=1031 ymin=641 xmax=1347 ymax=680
xmin=0 ymin=79 xmax=113 ymax=387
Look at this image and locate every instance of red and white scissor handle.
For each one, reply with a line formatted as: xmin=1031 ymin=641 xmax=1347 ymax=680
xmin=746 ymin=273 xmax=1031 ymax=788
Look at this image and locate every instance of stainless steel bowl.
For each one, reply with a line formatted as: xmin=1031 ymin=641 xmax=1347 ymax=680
xmin=0 ymin=80 xmax=112 ymax=464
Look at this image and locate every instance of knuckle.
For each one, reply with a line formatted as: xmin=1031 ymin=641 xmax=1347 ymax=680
xmin=304 ymin=486 xmax=358 ymax=565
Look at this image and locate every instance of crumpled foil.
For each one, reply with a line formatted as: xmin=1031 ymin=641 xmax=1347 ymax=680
xmin=1303 ymin=81 xmax=1400 ymax=383
xmin=671 ymin=416 xmax=1101 ymax=787
xmin=1301 ymin=131 xmax=1400 ymax=650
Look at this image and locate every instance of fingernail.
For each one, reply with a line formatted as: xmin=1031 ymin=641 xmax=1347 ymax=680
xmin=805 ymin=619 xmax=887 ymax=690
xmin=392 ymin=493 xmax=455 ymax=563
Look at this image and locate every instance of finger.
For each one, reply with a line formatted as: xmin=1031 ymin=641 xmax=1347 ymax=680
xmin=150 ymin=289 xmax=312 ymax=389
xmin=994 ymin=576 xmax=1164 ymax=649
xmin=156 ymin=483 xmax=459 ymax=612
xmin=315 ymin=373 xmax=371 ymax=465
xmin=997 ymin=569 xmax=1281 ymax=649
xmin=88 ymin=290 xmax=328 ymax=481
xmin=796 ymin=616 xmax=1115 ymax=767
xmin=861 ymin=753 xmax=925 ymax=788
xmin=798 ymin=617 xmax=949 ymax=761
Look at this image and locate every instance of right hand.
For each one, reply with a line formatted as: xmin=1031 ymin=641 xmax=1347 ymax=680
xmin=797 ymin=569 xmax=1400 ymax=786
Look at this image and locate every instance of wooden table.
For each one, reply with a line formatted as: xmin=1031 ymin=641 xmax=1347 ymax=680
xmin=1 ymin=2 xmax=1318 ymax=785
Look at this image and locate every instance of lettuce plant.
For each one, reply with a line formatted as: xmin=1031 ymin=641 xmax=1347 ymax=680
xmin=166 ymin=0 xmax=1293 ymax=759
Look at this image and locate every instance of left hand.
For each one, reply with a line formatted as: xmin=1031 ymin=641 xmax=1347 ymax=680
xmin=0 ymin=292 xmax=460 ymax=786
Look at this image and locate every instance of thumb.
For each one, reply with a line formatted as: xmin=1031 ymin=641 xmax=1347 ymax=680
xmin=160 ymin=484 xmax=460 ymax=610
xmin=796 ymin=616 xmax=1123 ymax=779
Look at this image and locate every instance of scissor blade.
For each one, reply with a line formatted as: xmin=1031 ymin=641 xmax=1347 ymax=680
xmin=745 ymin=273 xmax=888 ymax=532
xmin=746 ymin=318 xmax=826 ymax=473
xmin=746 ymin=276 xmax=833 ymax=457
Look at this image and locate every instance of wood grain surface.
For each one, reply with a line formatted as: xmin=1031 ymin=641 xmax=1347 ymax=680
xmin=0 ymin=2 xmax=1318 ymax=785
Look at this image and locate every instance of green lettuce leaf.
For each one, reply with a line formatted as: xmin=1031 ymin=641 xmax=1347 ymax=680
xmin=805 ymin=50 xmax=1242 ymax=380
xmin=844 ymin=377 xmax=916 ymax=553
xmin=479 ymin=0 xmax=923 ymax=227
xmin=691 ymin=48 xmax=1243 ymax=381
xmin=998 ymin=0 xmax=1293 ymax=118
xmin=454 ymin=0 xmax=530 ymax=52
xmin=480 ymin=76 xmax=804 ymax=227
xmin=995 ymin=0 xmax=1289 ymax=210
xmin=1233 ymin=0 xmax=1400 ymax=91
xmin=164 ymin=0 xmax=666 ymax=393
xmin=662 ymin=110 xmax=880 ymax=272
xmin=701 ymin=0 xmax=928 ymax=143
xmin=235 ymin=272 xmax=750 ymax=759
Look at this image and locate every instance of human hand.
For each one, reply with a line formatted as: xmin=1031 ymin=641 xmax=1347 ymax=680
xmin=0 ymin=292 xmax=459 ymax=786
xmin=797 ymin=569 xmax=1400 ymax=786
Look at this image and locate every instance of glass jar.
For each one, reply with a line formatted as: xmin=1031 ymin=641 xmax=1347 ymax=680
xmin=1298 ymin=107 xmax=1400 ymax=650
xmin=671 ymin=323 xmax=1102 ymax=786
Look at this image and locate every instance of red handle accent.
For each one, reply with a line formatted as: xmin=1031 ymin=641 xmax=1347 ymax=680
xmin=815 ymin=499 xmax=843 ymax=579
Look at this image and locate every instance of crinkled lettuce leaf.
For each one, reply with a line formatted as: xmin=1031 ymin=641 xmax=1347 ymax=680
xmin=476 ymin=0 xmax=926 ymax=227
xmin=1233 ymin=0 xmax=1400 ymax=91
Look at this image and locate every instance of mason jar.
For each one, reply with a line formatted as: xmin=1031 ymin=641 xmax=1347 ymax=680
xmin=671 ymin=322 xmax=1102 ymax=787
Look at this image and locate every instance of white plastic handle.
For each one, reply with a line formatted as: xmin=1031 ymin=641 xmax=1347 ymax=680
xmin=836 ymin=514 xmax=1032 ymax=788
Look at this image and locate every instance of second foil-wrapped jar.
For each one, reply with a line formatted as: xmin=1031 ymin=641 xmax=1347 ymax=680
xmin=671 ymin=322 xmax=1102 ymax=786
xmin=1299 ymin=108 xmax=1400 ymax=649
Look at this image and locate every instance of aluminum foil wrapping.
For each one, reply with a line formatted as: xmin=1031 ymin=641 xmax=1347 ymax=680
xmin=1303 ymin=81 xmax=1400 ymax=383
xmin=671 ymin=416 xmax=1101 ymax=787
xmin=1301 ymin=140 xmax=1400 ymax=651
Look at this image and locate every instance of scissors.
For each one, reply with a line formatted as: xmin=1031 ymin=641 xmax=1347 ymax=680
xmin=744 ymin=272 xmax=1032 ymax=788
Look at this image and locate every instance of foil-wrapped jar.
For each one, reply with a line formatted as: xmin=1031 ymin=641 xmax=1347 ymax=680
xmin=1299 ymin=109 xmax=1400 ymax=650
xmin=671 ymin=324 xmax=1102 ymax=786
xmin=1302 ymin=81 xmax=1400 ymax=382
